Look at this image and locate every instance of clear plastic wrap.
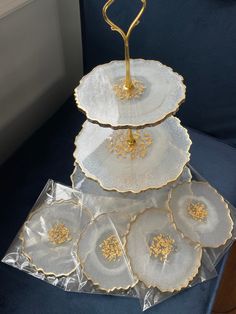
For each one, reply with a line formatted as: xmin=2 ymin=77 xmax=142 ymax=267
xmin=188 ymin=165 xmax=236 ymax=267
xmin=137 ymin=165 xmax=236 ymax=311
xmin=2 ymin=164 xmax=236 ymax=312
xmin=2 ymin=180 xmax=138 ymax=298
xmin=2 ymin=181 xmax=86 ymax=292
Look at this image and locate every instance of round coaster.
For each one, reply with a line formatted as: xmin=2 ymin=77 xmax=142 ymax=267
xmin=126 ymin=208 xmax=202 ymax=292
xmin=71 ymin=164 xmax=192 ymax=216
xmin=73 ymin=117 xmax=191 ymax=193
xmin=78 ymin=213 xmax=137 ymax=291
xmin=168 ymin=181 xmax=233 ymax=247
xmin=74 ymin=59 xmax=186 ymax=128
xmin=22 ymin=201 xmax=91 ymax=276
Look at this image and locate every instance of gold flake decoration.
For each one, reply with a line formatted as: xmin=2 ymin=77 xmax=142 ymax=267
xmin=149 ymin=234 xmax=175 ymax=262
xmin=100 ymin=235 xmax=123 ymax=262
xmin=107 ymin=130 xmax=153 ymax=160
xmin=48 ymin=223 xmax=71 ymax=245
xmin=113 ymin=78 xmax=145 ymax=100
xmin=187 ymin=201 xmax=208 ymax=222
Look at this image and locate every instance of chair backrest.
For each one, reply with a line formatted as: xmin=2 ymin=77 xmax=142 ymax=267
xmin=80 ymin=0 xmax=236 ymax=146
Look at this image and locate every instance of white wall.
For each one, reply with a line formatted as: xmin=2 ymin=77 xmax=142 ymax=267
xmin=0 ymin=0 xmax=83 ymax=164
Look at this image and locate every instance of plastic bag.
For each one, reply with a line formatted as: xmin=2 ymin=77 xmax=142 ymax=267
xmin=2 ymin=164 xmax=235 ymax=311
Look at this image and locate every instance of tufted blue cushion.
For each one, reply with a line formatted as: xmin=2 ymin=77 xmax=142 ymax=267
xmin=80 ymin=0 xmax=236 ymax=146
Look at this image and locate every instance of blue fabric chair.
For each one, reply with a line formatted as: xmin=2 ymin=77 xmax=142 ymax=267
xmin=1 ymin=0 xmax=236 ymax=313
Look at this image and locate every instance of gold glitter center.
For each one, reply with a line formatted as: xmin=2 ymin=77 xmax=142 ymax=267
xmin=48 ymin=223 xmax=71 ymax=245
xmin=149 ymin=234 xmax=175 ymax=262
xmin=100 ymin=235 xmax=123 ymax=262
xmin=107 ymin=130 xmax=153 ymax=160
xmin=113 ymin=78 xmax=145 ymax=100
xmin=187 ymin=201 xmax=208 ymax=222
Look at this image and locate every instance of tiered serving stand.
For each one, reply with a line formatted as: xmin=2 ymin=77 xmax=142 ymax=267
xmin=73 ymin=0 xmax=189 ymax=194
xmin=17 ymin=0 xmax=233 ymax=298
xmin=71 ymin=0 xmax=233 ymax=293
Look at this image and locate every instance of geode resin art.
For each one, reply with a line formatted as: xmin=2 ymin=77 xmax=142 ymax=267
xmin=2 ymin=0 xmax=235 ymax=312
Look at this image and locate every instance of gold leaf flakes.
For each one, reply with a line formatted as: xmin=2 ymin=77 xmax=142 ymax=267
xmin=100 ymin=235 xmax=123 ymax=262
xmin=113 ymin=78 xmax=145 ymax=100
xmin=187 ymin=201 xmax=208 ymax=222
xmin=48 ymin=223 xmax=71 ymax=245
xmin=107 ymin=130 xmax=153 ymax=160
xmin=149 ymin=234 xmax=175 ymax=262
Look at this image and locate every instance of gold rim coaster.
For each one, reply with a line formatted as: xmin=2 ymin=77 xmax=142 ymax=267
xmin=126 ymin=208 xmax=202 ymax=292
xmin=74 ymin=59 xmax=186 ymax=128
xmin=73 ymin=117 xmax=191 ymax=193
xmin=168 ymin=181 xmax=233 ymax=247
xmin=78 ymin=213 xmax=137 ymax=291
xmin=22 ymin=201 xmax=91 ymax=276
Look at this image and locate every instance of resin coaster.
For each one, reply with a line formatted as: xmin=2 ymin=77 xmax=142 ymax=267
xmin=73 ymin=117 xmax=191 ymax=193
xmin=71 ymin=164 xmax=192 ymax=217
xmin=22 ymin=201 xmax=91 ymax=276
xmin=168 ymin=181 xmax=233 ymax=247
xmin=74 ymin=59 xmax=186 ymax=128
xmin=126 ymin=208 xmax=202 ymax=292
xmin=78 ymin=213 xmax=137 ymax=291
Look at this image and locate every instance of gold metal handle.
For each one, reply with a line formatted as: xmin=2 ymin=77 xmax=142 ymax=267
xmin=103 ymin=0 xmax=147 ymax=90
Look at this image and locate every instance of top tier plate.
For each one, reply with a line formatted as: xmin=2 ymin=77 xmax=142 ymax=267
xmin=75 ymin=59 xmax=186 ymax=128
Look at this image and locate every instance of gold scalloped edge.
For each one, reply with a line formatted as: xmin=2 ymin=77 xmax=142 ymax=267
xmin=167 ymin=180 xmax=234 ymax=249
xmin=70 ymin=162 xmax=191 ymax=193
xmin=70 ymin=164 xmax=136 ymax=216
xmin=74 ymin=92 xmax=185 ymax=131
xmin=73 ymin=118 xmax=192 ymax=194
xmin=74 ymin=59 xmax=186 ymax=129
xmin=70 ymin=162 xmax=193 ymax=204
xmin=77 ymin=212 xmax=138 ymax=292
xmin=124 ymin=207 xmax=203 ymax=292
xmin=21 ymin=200 xmax=92 ymax=278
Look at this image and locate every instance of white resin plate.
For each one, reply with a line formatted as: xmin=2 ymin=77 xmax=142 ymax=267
xmin=78 ymin=213 xmax=137 ymax=291
xmin=75 ymin=59 xmax=186 ymax=128
xmin=71 ymin=164 xmax=192 ymax=217
xmin=22 ymin=201 xmax=91 ymax=276
xmin=73 ymin=117 xmax=191 ymax=193
xmin=126 ymin=208 xmax=202 ymax=291
xmin=169 ymin=181 xmax=233 ymax=247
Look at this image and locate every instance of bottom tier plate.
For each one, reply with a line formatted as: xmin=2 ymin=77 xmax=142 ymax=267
xmin=71 ymin=164 xmax=192 ymax=217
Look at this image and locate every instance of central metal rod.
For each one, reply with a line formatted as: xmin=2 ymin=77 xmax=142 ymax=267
xmin=124 ymin=39 xmax=134 ymax=90
xmin=103 ymin=0 xmax=147 ymax=91
xmin=127 ymin=129 xmax=136 ymax=147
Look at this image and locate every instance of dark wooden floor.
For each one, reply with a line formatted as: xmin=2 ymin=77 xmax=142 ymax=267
xmin=213 ymin=243 xmax=236 ymax=314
